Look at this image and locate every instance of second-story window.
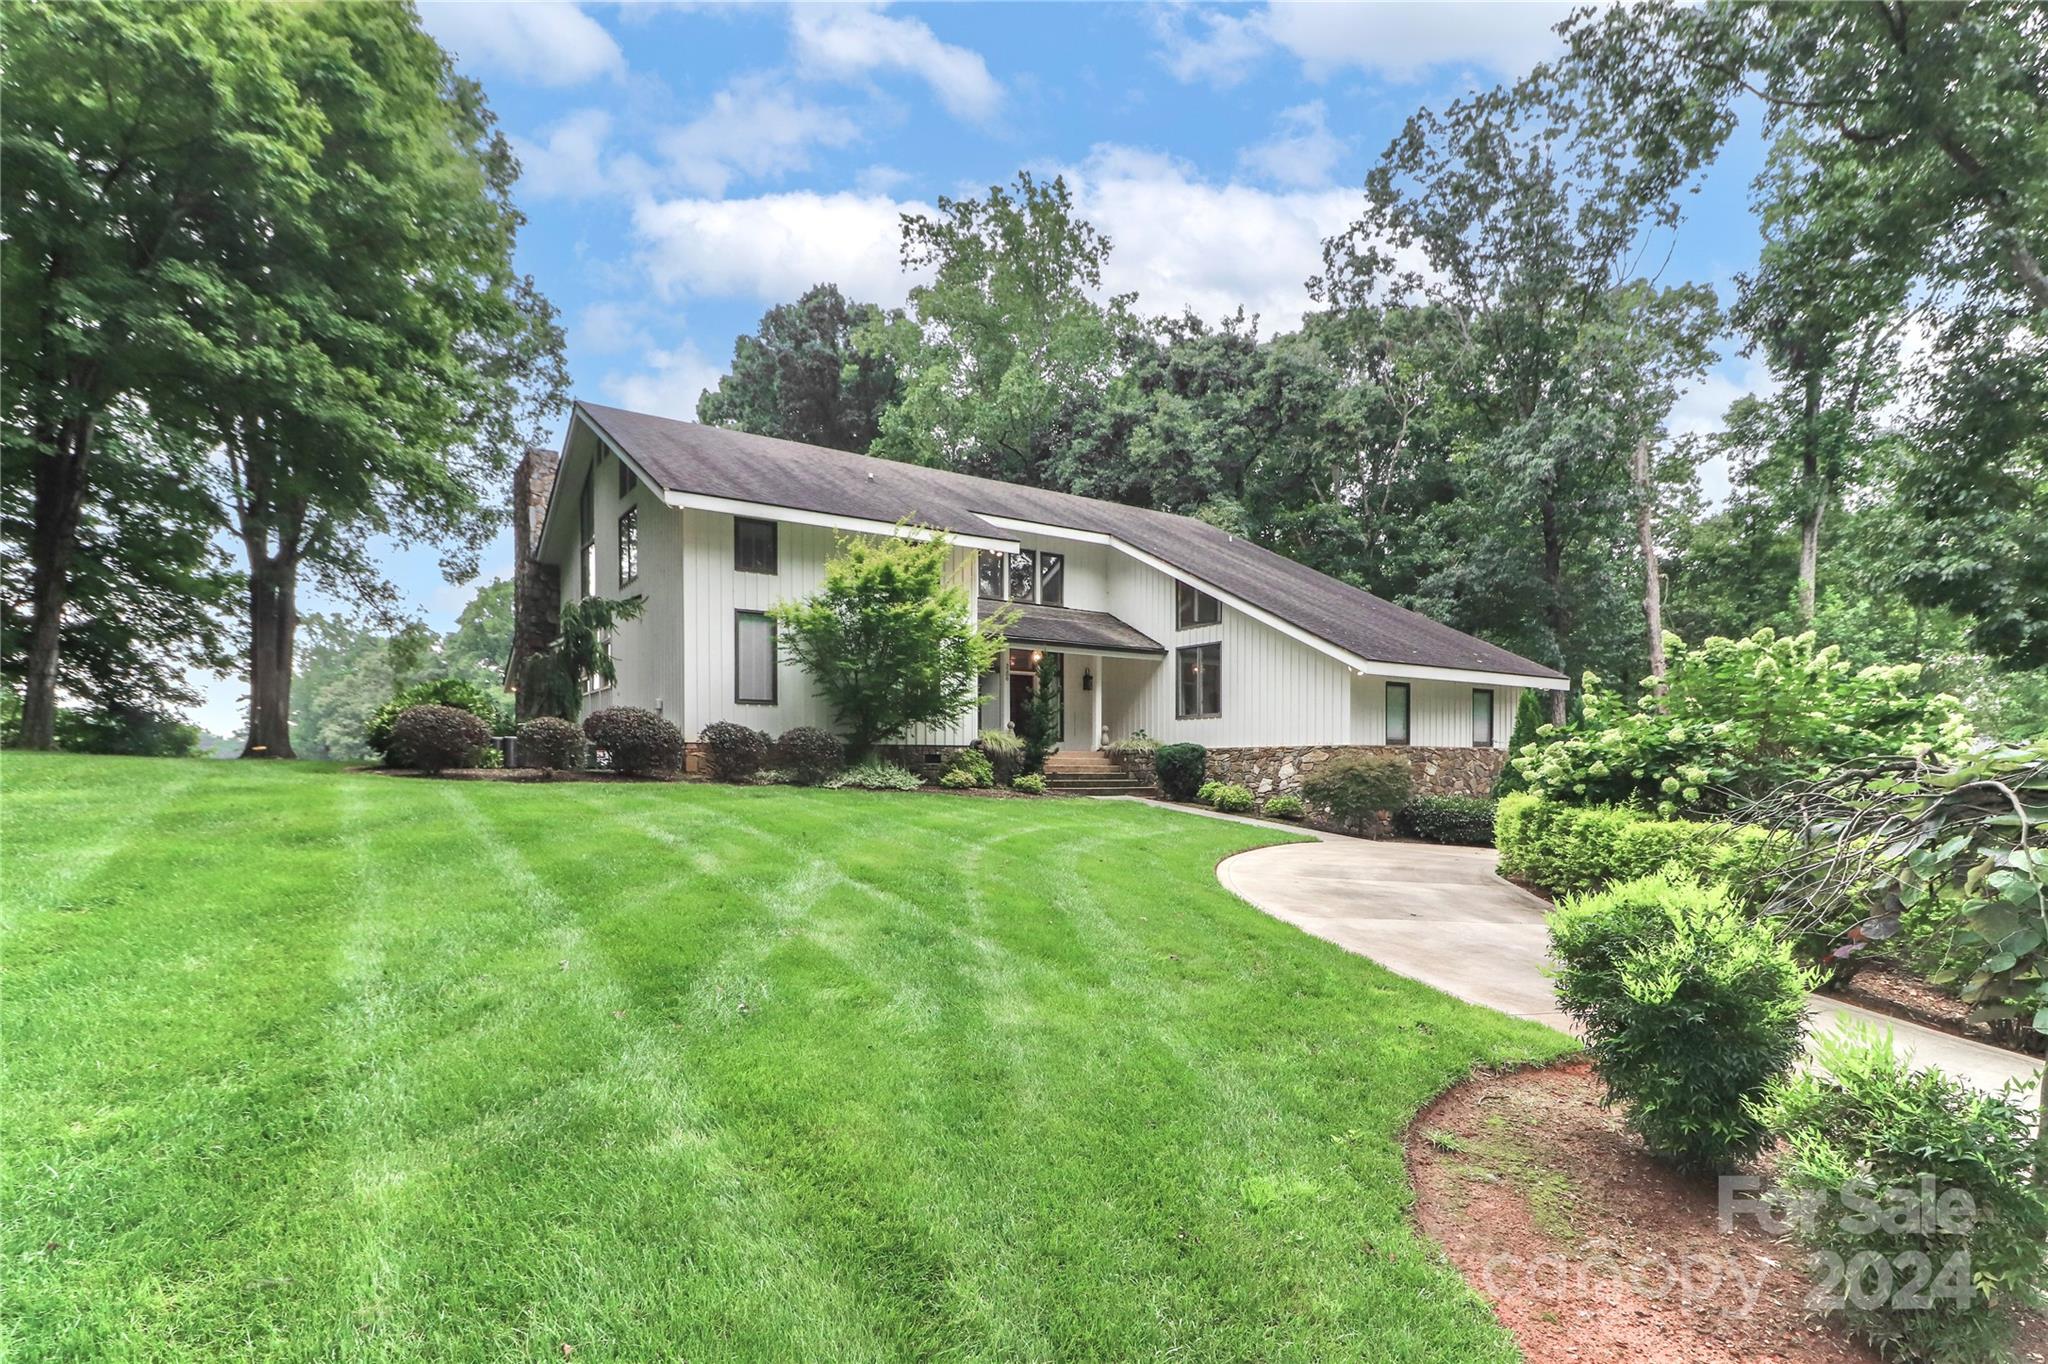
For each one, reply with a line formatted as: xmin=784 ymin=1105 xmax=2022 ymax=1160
xmin=977 ymin=550 xmax=1005 ymax=599
xmin=1176 ymin=580 xmax=1220 ymax=628
xmin=1037 ymin=552 xmax=1064 ymax=606
xmin=617 ymin=507 xmax=639 ymax=586
xmin=734 ymin=517 xmax=777 ymax=574
xmin=978 ymin=548 xmax=1067 ymax=604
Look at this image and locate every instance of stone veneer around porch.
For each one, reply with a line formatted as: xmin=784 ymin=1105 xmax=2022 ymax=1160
xmin=1201 ymin=744 xmax=1506 ymax=799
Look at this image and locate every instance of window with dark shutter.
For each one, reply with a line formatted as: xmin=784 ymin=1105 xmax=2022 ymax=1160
xmin=734 ymin=518 xmax=777 ymax=574
xmin=1176 ymin=642 xmax=1221 ymax=719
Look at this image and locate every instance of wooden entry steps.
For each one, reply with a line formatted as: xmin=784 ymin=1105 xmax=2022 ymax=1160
xmin=1042 ymin=750 xmax=1156 ymax=797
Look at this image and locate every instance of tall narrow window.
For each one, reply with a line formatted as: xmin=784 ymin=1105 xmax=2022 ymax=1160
xmin=578 ymin=466 xmax=595 ymax=598
xmin=735 ymin=611 xmax=776 ymax=704
xmin=1007 ymin=549 xmax=1037 ymax=602
xmin=1038 ymin=552 xmax=1065 ymax=607
xmin=1385 ymin=682 xmax=1411 ymax=745
xmin=1176 ymin=642 xmax=1222 ymax=719
xmin=1175 ymin=580 xmax=1220 ymax=628
xmin=617 ymin=508 xmax=639 ymax=586
xmin=618 ymin=460 xmax=637 ymax=498
xmin=978 ymin=550 xmax=1005 ymax=600
xmin=734 ymin=518 xmax=777 ymax=574
xmin=1472 ymin=688 xmax=1495 ymax=747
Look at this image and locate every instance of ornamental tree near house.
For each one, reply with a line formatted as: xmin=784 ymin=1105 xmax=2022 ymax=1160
xmin=519 ymin=595 xmax=645 ymax=722
xmin=771 ymin=530 xmax=1007 ymax=757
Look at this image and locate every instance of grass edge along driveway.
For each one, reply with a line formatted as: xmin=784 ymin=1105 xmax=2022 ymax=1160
xmin=2 ymin=754 xmax=1571 ymax=1363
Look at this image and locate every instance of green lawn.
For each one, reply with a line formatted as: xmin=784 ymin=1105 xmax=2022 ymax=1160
xmin=2 ymin=754 xmax=1569 ymax=1362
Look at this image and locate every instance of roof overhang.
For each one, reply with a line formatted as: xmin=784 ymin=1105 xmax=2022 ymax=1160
xmin=978 ymin=513 xmax=1569 ymax=692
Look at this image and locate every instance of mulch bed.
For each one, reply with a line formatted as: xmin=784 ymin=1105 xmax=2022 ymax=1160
xmin=365 ymin=767 xmax=687 ymax=783
xmin=1834 ymin=961 xmax=2046 ymax=1058
xmin=1406 ymin=1058 xmax=2047 ymax=1364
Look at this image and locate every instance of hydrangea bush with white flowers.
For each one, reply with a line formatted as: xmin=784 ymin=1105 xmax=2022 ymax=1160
xmin=1513 ymin=629 xmax=1971 ymax=815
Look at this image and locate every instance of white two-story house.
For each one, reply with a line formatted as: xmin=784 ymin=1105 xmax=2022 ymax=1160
xmin=509 ymin=401 xmax=1566 ymax=794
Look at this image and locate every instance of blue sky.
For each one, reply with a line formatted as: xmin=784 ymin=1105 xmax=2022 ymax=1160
xmin=194 ymin=1 xmax=1773 ymax=734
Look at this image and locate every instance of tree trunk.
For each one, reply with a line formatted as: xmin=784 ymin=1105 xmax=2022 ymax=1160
xmin=241 ymin=552 xmax=299 ymax=759
xmin=1541 ymin=494 xmax=1570 ymax=726
xmin=1631 ymin=434 xmax=1667 ymax=688
xmin=1795 ymin=365 xmax=1826 ymax=625
xmin=17 ymin=414 xmax=97 ymax=749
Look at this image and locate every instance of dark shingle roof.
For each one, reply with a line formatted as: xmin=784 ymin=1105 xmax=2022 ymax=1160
xmin=574 ymin=401 xmax=1565 ymax=683
xmin=986 ymin=600 xmax=1164 ymax=655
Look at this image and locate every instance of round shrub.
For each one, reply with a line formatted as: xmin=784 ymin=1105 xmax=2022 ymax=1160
xmin=387 ymin=704 xmax=492 ymax=773
xmin=938 ymin=767 xmax=979 ymax=789
xmin=1195 ymin=779 xmax=1225 ymax=805
xmin=942 ymin=747 xmax=995 ymax=789
xmin=1760 ymin=1027 xmax=2048 ymax=1363
xmin=774 ymin=726 xmax=845 ymax=786
xmin=584 ymin=707 xmax=685 ymax=777
xmin=1010 ymin=772 xmax=1047 ymax=795
xmin=1155 ymin=743 xmax=1208 ymax=801
xmin=1396 ymin=795 xmax=1498 ymax=846
xmin=1261 ymin=794 xmax=1306 ymax=821
xmin=516 ymin=716 xmax=584 ymax=770
xmin=697 ymin=720 xmax=770 ymax=782
xmin=1211 ymin=783 xmax=1255 ymax=814
xmin=367 ymin=678 xmax=509 ymax=758
xmin=1549 ymin=872 xmax=1813 ymax=1173
xmin=975 ymin=731 xmax=1026 ymax=785
xmin=1302 ymin=752 xmax=1413 ymax=834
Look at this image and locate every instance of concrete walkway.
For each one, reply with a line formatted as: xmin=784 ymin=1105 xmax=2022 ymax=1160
xmin=1144 ymin=800 xmax=2041 ymax=1101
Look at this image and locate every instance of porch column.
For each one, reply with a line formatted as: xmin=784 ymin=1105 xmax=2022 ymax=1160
xmin=1089 ymin=653 xmax=1104 ymax=749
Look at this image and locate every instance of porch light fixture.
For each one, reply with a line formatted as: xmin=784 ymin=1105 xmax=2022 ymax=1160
xmin=1030 ymin=649 xmax=1043 ymax=664
xmin=1081 ymin=669 xmax=1093 ymax=692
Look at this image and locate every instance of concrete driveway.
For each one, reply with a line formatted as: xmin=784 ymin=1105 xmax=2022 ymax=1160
xmin=1172 ymin=803 xmax=2041 ymax=1101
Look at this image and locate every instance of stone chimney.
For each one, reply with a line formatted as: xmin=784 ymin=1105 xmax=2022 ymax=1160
xmin=508 ymin=446 xmax=562 ymax=717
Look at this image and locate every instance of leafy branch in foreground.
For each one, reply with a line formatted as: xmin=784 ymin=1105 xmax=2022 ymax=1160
xmin=519 ymin=595 xmax=645 ymax=721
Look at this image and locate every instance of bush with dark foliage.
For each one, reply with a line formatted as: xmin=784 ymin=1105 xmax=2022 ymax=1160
xmin=1154 ymin=743 xmax=1208 ymax=801
xmin=584 ymin=707 xmax=685 ymax=776
xmin=516 ymin=716 xmax=584 ymax=770
xmin=774 ymin=726 xmax=845 ymax=785
xmin=388 ymin=704 xmax=492 ymax=773
xmin=367 ymin=678 xmax=509 ymax=758
xmin=1396 ymin=795 xmax=1498 ymax=846
xmin=1303 ymin=752 xmax=1413 ymax=834
xmin=698 ymin=720 xmax=771 ymax=781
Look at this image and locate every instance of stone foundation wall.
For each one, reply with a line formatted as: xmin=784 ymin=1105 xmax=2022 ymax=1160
xmin=681 ymin=740 xmax=969 ymax=779
xmin=1204 ymin=744 xmax=1505 ymax=799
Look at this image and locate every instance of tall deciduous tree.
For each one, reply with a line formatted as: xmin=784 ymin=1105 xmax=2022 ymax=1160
xmin=1558 ymin=0 xmax=2048 ymax=664
xmin=157 ymin=5 xmax=566 ymax=757
xmin=697 ymin=284 xmax=902 ymax=451
xmin=863 ymin=173 xmax=1133 ymax=485
xmin=1 ymin=1 xmax=314 ymax=748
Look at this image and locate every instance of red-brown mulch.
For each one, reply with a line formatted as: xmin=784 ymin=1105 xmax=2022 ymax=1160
xmin=1834 ymin=961 xmax=2046 ymax=1058
xmin=1406 ymin=1058 xmax=2047 ymax=1364
xmin=364 ymin=766 xmax=687 ymax=782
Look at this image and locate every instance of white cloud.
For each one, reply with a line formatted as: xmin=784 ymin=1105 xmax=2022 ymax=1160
xmin=577 ymin=300 xmax=658 ymax=357
xmin=604 ymin=342 xmax=726 ymax=423
xmin=1155 ymin=1 xmax=1572 ymax=87
xmin=418 ymin=3 xmax=625 ymax=87
xmin=657 ymin=73 xmax=863 ymax=195
xmin=790 ymin=3 xmax=1002 ymax=121
xmin=511 ymin=109 xmax=635 ymax=200
xmin=1237 ymin=101 xmax=1347 ymax=188
xmin=1068 ymin=146 xmax=1359 ymax=333
xmin=631 ymin=190 xmax=933 ymax=304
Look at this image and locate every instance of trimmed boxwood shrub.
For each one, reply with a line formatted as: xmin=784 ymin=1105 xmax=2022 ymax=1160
xmin=584 ymin=707 xmax=685 ymax=776
xmin=1495 ymin=792 xmax=1779 ymax=898
xmin=1760 ymin=1028 xmax=2048 ymax=1363
xmin=1550 ymin=873 xmax=1813 ymax=1173
xmin=367 ymin=678 xmax=509 ymax=759
xmin=1155 ymin=743 xmax=1208 ymax=801
xmin=1396 ymin=795 xmax=1498 ymax=846
xmin=1302 ymin=752 xmax=1413 ymax=834
xmin=388 ymin=704 xmax=492 ymax=773
xmin=1261 ymin=794 xmax=1306 ymax=821
xmin=1210 ymin=783 xmax=1255 ymax=814
xmin=775 ymin=726 xmax=845 ymax=786
xmin=697 ymin=720 xmax=770 ymax=782
xmin=516 ymin=716 xmax=583 ymax=770
xmin=976 ymin=731 xmax=1026 ymax=785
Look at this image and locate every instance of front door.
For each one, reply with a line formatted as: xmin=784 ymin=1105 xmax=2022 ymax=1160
xmin=1007 ymin=649 xmax=1063 ymax=740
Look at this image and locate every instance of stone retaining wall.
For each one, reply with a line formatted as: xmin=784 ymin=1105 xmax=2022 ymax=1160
xmin=1204 ymin=744 xmax=1505 ymax=799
